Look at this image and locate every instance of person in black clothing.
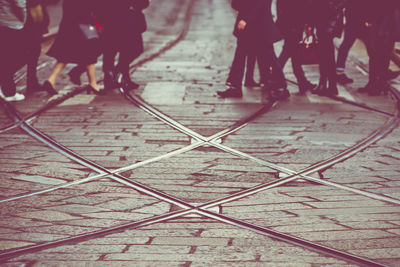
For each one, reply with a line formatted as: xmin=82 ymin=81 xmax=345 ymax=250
xmin=335 ymin=0 xmax=371 ymax=85
xmin=360 ymin=0 xmax=400 ymax=96
xmin=0 ymin=0 xmax=27 ymax=101
xmin=96 ymin=0 xmax=150 ymax=92
xmin=219 ymin=0 xmax=289 ymax=100
xmin=311 ymin=0 xmax=346 ymax=96
xmin=43 ymin=0 xmax=103 ymax=95
xmin=25 ymin=0 xmax=50 ymax=94
xmin=276 ymin=0 xmax=316 ymax=95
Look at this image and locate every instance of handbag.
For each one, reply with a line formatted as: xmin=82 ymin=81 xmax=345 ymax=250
xmin=79 ymin=23 xmax=99 ymax=40
xmin=297 ymin=29 xmax=318 ymax=65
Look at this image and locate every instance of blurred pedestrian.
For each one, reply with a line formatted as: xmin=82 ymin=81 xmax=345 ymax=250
xmin=97 ymin=0 xmax=150 ymax=92
xmin=311 ymin=0 xmax=346 ymax=96
xmin=25 ymin=0 xmax=50 ymax=94
xmin=276 ymin=0 xmax=316 ymax=95
xmin=0 ymin=0 xmax=27 ymax=101
xmin=219 ymin=0 xmax=289 ymax=99
xmin=360 ymin=0 xmax=400 ymax=96
xmin=43 ymin=0 xmax=103 ymax=95
xmin=335 ymin=0 xmax=371 ymax=85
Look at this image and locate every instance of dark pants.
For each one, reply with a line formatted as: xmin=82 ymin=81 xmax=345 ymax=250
xmin=0 ymin=27 xmax=27 ymax=96
xmin=102 ymin=31 xmax=143 ymax=77
xmin=278 ymin=33 xmax=308 ymax=84
xmin=337 ymin=23 xmax=370 ymax=72
xmin=227 ymin=36 xmax=285 ymax=90
xmin=316 ymin=31 xmax=336 ymax=87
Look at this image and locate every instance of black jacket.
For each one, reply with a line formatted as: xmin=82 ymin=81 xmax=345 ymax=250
xmin=232 ymin=0 xmax=282 ymax=44
xmin=312 ymin=0 xmax=346 ymax=37
xmin=276 ymin=0 xmax=313 ymax=35
xmin=96 ymin=0 xmax=150 ymax=34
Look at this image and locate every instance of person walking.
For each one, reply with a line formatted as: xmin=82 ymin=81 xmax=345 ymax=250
xmin=219 ymin=0 xmax=289 ymax=100
xmin=0 ymin=0 xmax=27 ymax=101
xmin=97 ymin=0 xmax=150 ymax=92
xmin=361 ymin=0 xmax=400 ymax=96
xmin=311 ymin=0 xmax=346 ymax=96
xmin=25 ymin=0 xmax=50 ymax=95
xmin=276 ymin=0 xmax=316 ymax=95
xmin=335 ymin=0 xmax=371 ymax=85
xmin=42 ymin=0 xmax=103 ymax=95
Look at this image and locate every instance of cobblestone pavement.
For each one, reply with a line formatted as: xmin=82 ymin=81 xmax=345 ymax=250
xmin=1 ymin=0 xmax=400 ymax=266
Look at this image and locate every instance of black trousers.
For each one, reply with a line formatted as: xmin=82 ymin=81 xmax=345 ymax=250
xmin=228 ymin=36 xmax=286 ymax=89
xmin=102 ymin=31 xmax=143 ymax=77
xmin=278 ymin=32 xmax=308 ymax=84
xmin=316 ymin=31 xmax=336 ymax=87
xmin=0 ymin=27 xmax=27 ymax=96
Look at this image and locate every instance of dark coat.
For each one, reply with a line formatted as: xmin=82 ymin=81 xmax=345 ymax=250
xmin=311 ymin=0 xmax=346 ymax=38
xmin=96 ymin=0 xmax=149 ymax=38
xmin=370 ymin=0 xmax=400 ymax=41
xmin=232 ymin=0 xmax=282 ymax=44
xmin=276 ymin=0 xmax=313 ymax=36
xmin=47 ymin=0 xmax=99 ymax=64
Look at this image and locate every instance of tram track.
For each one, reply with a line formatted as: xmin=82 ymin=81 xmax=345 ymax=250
xmin=0 ymin=1 xmax=399 ymax=266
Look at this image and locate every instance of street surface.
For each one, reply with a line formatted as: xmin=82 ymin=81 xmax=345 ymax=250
xmin=0 ymin=0 xmax=400 ymax=266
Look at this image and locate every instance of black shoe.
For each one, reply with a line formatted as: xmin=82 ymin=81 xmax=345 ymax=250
xmin=336 ymin=73 xmax=353 ymax=85
xmin=217 ymin=87 xmax=243 ymax=98
xmin=86 ymin=84 xmax=106 ymax=95
xmin=298 ymin=80 xmax=316 ymax=94
xmin=271 ymin=87 xmax=290 ymax=100
xmin=42 ymin=81 xmax=57 ymax=96
xmin=68 ymin=68 xmax=82 ymax=85
xmin=357 ymin=82 xmax=373 ymax=93
xmin=318 ymin=86 xmax=338 ymax=96
xmin=311 ymin=82 xmax=326 ymax=95
xmin=244 ymin=79 xmax=259 ymax=87
xmin=122 ymin=79 xmax=140 ymax=91
xmin=25 ymin=81 xmax=41 ymax=95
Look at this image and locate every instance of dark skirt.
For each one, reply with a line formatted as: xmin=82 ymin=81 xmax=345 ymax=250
xmin=47 ymin=22 xmax=100 ymax=65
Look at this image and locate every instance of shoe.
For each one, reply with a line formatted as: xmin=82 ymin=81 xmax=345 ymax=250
xmin=318 ymin=86 xmax=338 ymax=96
xmin=311 ymin=82 xmax=326 ymax=95
xmin=244 ymin=79 xmax=259 ymax=87
xmin=217 ymin=87 xmax=243 ymax=98
xmin=357 ymin=82 xmax=373 ymax=94
xmin=0 ymin=92 xmax=25 ymax=102
xmin=122 ymin=79 xmax=139 ymax=91
xmin=42 ymin=81 xmax=57 ymax=96
xmin=104 ymin=70 xmax=119 ymax=91
xmin=68 ymin=68 xmax=82 ymax=85
xmin=86 ymin=84 xmax=106 ymax=95
xmin=298 ymin=80 xmax=316 ymax=94
xmin=336 ymin=73 xmax=353 ymax=85
xmin=225 ymin=80 xmax=233 ymax=87
xmin=25 ymin=81 xmax=41 ymax=95
xmin=271 ymin=87 xmax=290 ymax=100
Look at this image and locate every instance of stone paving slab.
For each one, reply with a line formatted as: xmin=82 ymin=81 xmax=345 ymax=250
xmin=1 ymin=0 xmax=400 ymax=266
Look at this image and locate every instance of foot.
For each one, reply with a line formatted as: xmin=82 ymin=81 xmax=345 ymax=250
xmin=357 ymin=82 xmax=373 ymax=93
xmin=336 ymin=73 xmax=353 ymax=85
xmin=311 ymin=83 xmax=327 ymax=95
xmin=217 ymin=87 xmax=243 ymax=98
xmin=270 ymin=87 xmax=290 ymax=100
xmin=318 ymin=86 xmax=338 ymax=96
xmin=122 ymin=79 xmax=140 ymax=91
xmin=0 ymin=92 xmax=25 ymax=102
xmin=25 ymin=81 xmax=41 ymax=95
xmin=42 ymin=81 xmax=57 ymax=96
xmin=298 ymin=80 xmax=316 ymax=94
xmin=244 ymin=79 xmax=259 ymax=87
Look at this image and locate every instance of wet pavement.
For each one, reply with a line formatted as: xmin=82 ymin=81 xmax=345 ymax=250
xmin=1 ymin=0 xmax=400 ymax=266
